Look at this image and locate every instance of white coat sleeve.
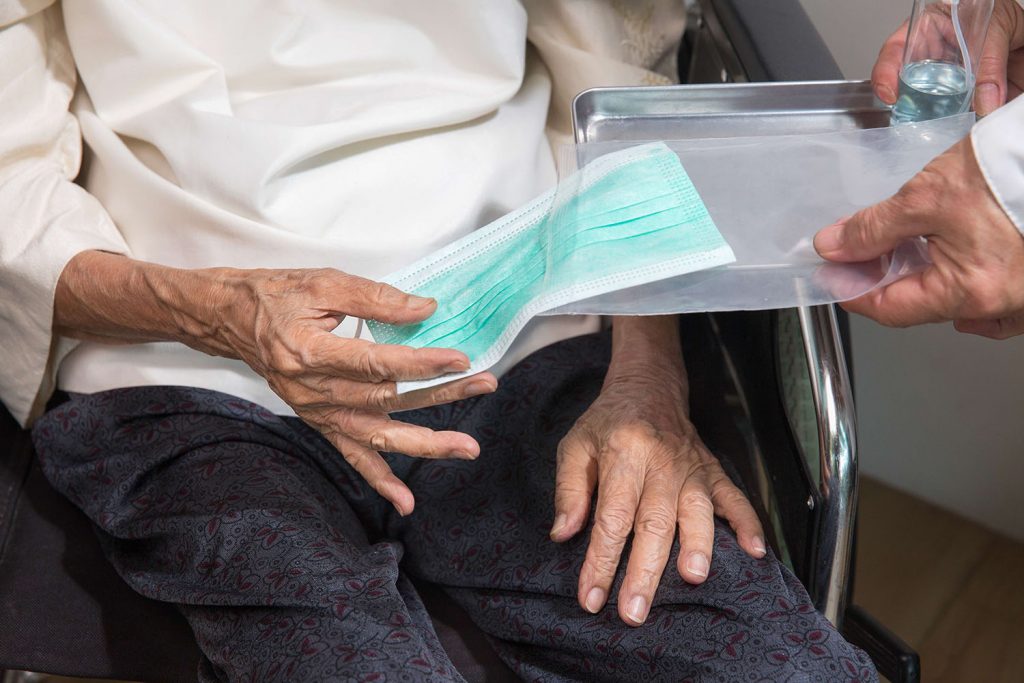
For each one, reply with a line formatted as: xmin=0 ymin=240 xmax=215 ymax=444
xmin=0 ymin=1 xmax=129 ymax=427
xmin=972 ymin=95 xmax=1024 ymax=234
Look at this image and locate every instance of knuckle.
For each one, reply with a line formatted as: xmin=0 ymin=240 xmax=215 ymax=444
xmin=368 ymin=431 xmax=389 ymax=452
xmin=311 ymin=267 xmax=337 ymax=284
xmin=353 ymin=346 xmax=388 ymax=381
xmin=428 ymin=381 xmax=462 ymax=405
xmin=594 ymin=507 xmax=634 ymax=540
xmin=631 ymin=565 xmax=664 ymax=589
xmin=552 ymin=490 xmax=582 ymax=511
xmin=331 ymin=270 xmax=362 ymax=296
xmin=679 ymin=491 xmax=715 ymax=517
xmin=605 ymin=423 xmax=655 ymax=452
xmin=370 ymin=280 xmax=401 ymax=308
xmin=327 ymin=407 xmax=363 ymax=436
xmin=978 ymin=54 xmax=1006 ymax=76
xmin=297 ymin=335 xmax=326 ymax=370
xmin=715 ymin=484 xmax=751 ymax=509
xmin=342 ymin=445 xmax=368 ymax=472
xmin=968 ymin=279 xmax=1009 ymax=318
xmin=271 ymin=345 xmax=304 ymax=376
xmin=554 ymin=477 xmax=590 ymax=497
xmin=635 ymin=509 xmax=676 ymax=538
xmin=586 ymin=553 xmax=620 ymax=577
xmin=366 ymin=382 xmax=397 ymax=411
xmin=308 ymin=269 xmax=345 ymax=301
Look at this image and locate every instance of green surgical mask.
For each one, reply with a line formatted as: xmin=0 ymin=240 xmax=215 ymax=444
xmin=367 ymin=142 xmax=734 ymax=392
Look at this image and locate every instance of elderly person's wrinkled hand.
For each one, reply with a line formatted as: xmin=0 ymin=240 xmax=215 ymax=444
xmin=814 ymin=138 xmax=1024 ymax=337
xmin=871 ymin=0 xmax=1024 ymax=116
xmin=549 ymin=316 xmax=766 ymax=626
xmin=55 ymin=253 xmax=497 ymax=515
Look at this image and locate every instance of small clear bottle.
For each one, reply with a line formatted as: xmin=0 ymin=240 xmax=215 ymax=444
xmin=891 ymin=0 xmax=994 ymax=124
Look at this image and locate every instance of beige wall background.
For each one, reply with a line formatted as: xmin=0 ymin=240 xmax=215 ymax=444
xmin=797 ymin=0 xmax=1024 ymax=541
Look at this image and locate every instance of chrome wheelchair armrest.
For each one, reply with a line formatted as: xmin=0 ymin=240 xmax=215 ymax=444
xmin=796 ymin=304 xmax=858 ymax=627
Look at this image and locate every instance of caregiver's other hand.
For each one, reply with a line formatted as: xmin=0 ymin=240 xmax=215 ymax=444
xmin=814 ymin=137 xmax=1024 ymax=337
xmin=872 ymin=0 xmax=1024 ymax=116
xmin=549 ymin=316 xmax=766 ymax=627
xmin=56 ymin=254 xmax=496 ymax=515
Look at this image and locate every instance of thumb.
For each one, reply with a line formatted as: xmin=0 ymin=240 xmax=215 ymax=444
xmin=872 ymin=21 xmax=910 ymax=104
xmin=815 ymin=198 xmax=922 ymax=263
xmin=551 ymin=432 xmax=597 ymax=542
xmin=974 ymin=18 xmax=1011 ymax=116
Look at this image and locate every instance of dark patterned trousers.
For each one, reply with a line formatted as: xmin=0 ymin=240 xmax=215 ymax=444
xmin=32 ymin=331 xmax=877 ymax=682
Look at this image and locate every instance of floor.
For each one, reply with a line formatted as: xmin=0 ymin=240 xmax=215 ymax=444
xmin=12 ymin=476 xmax=1023 ymax=683
xmin=853 ymin=476 xmax=1024 ymax=682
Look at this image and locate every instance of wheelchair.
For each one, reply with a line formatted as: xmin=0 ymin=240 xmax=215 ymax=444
xmin=0 ymin=1 xmax=919 ymax=681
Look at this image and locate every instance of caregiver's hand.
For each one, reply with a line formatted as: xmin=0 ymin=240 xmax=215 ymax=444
xmin=814 ymin=137 xmax=1024 ymax=337
xmin=872 ymin=0 xmax=1024 ymax=116
xmin=55 ymin=251 xmax=497 ymax=515
xmin=549 ymin=316 xmax=766 ymax=627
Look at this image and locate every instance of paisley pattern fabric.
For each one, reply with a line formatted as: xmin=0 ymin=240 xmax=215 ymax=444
xmin=32 ymin=330 xmax=877 ymax=682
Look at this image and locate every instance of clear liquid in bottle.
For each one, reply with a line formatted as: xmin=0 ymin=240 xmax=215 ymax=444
xmin=890 ymin=60 xmax=971 ymax=124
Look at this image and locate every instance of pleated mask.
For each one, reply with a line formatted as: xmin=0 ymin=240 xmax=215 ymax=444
xmin=366 ymin=142 xmax=735 ymax=392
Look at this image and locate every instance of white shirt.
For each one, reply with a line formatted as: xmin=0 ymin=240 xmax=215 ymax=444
xmin=0 ymin=0 xmax=683 ymax=426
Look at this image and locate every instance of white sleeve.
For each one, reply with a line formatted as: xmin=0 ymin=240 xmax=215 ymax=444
xmin=0 ymin=1 xmax=129 ymax=427
xmin=972 ymin=96 xmax=1024 ymax=234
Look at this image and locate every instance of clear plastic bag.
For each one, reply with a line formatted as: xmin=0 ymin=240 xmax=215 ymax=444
xmin=542 ymin=113 xmax=974 ymax=315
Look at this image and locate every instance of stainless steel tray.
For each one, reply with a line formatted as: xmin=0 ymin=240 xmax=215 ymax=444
xmin=573 ymin=79 xmax=887 ymax=142
xmin=570 ymin=79 xmax=865 ymax=627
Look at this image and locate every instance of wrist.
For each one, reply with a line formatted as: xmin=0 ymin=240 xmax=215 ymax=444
xmin=55 ymin=250 xmax=240 ymax=357
xmin=142 ymin=263 xmax=246 ymax=357
xmin=605 ymin=315 xmax=687 ymax=395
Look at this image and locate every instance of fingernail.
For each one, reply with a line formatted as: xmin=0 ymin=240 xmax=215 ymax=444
xmin=584 ymin=586 xmax=606 ymax=613
xmin=753 ymin=536 xmax=767 ymax=556
xmin=463 ymin=380 xmax=493 ymax=397
xmin=453 ymin=449 xmax=477 ymax=460
xmin=878 ymin=84 xmax=896 ymax=104
xmin=444 ymin=358 xmax=470 ymax=373
xmin=814 ymin=222 xmax=845 ymax=254
xmin=550 ymin=513 xmax=568 ymax=538
xmin=686 ymin=552 xmax=710 ymax=578
xmin=409 ymin=295 xmax=435 ymax=310
xmin=976 ymin=83 xmax=999 ymax=116
xmin=626 ymin=595 xmax=648 ymax=624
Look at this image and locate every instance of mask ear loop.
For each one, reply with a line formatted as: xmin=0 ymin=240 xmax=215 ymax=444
xmin=950 ymin=0 xmax=975 ymax=112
